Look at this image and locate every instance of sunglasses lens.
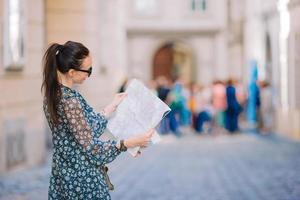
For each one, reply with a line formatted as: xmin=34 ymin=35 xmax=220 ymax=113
xmin=88 ymin=67 xmax=92 ymax=77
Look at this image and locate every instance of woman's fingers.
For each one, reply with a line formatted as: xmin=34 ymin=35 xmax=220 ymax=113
xmin=126 ymin=128 xmax=155 ymax=149
xmin=139 ymin=129 xmax=155 ymax=147
xmin=119 ymin=92 xmax=127 ymax=97
xmin=146 ymin=129 xmax=155 ymax=137
xmin=140 ymin=143 xmax=149 ymax=148
xmin=117 ymin=92 xmax=127 ymax=99
xmin=112 ymin=93 xmax=128 ymax=107
xmin=134 ymin=150 xmax=142 ymax=157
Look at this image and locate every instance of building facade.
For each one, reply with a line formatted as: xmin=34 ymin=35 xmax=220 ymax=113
xmin=0 ymin=0 xmax=299 ymax=174
xmin=0 ymin=0 xmax=46 ymax=173
xmin=287 ymin=0 xmax=300 ymax=137
xmin=243 ymin=0 xmax=300 ymax=138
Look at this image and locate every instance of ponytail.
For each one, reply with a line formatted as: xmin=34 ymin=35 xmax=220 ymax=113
xmin=41 ymin=41 xmax=89 ymax=125
xmin=41 ymin=43 xmax=62 ymax=125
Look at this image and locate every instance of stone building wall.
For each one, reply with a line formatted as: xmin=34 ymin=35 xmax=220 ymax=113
xmin=126 ymin=0 xmax=229 ymax=85
xmin=286 ymin=0 xmax=300 ymax=138
xmin=0 ymin=0 xmax=46 ymax=174
xmin=46 ymin=0 xmax=127 ymax=108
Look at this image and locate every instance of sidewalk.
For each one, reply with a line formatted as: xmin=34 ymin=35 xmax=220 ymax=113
xmin=1 ymin=132 xmax=300 ymax=200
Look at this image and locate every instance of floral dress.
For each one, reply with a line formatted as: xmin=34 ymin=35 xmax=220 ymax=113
xmin=43 ymin=85 xmax=121 ymax=200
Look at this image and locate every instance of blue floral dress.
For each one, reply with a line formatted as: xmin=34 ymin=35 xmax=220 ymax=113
xmin=43 ymin=85 xmax=121 ymax=200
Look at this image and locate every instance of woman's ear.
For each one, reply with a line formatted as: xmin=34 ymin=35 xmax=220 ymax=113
xmin=68 ymin=69 xmax=76 ymax=77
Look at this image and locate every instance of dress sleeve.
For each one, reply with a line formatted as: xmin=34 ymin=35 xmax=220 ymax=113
xmin=63 ymin=97 xmax=121 ymax=166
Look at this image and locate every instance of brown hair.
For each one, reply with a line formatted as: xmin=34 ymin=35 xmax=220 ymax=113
xmin=41 ymin=41 xmax=89 ymax=124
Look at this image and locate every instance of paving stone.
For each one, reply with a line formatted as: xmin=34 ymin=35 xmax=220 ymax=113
xmin=1 ymin=132 xmax=300 ymax=200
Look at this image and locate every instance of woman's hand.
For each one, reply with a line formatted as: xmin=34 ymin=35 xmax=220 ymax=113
xmin=124 ymin=129 xmax=155 ymax=149
xmin=112 ymin=92 xmax=127 ymax=107
xmin=103 ymin=93 xmax=127 ymax=118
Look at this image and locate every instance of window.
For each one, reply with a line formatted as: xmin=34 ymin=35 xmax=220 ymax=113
xmin=3 ymin=0 xmax=25 ymax=71
xmin=133 ymin=0 xmax=158 ymax=16
xmin=191 ymin=0 xmax=207 ymax=12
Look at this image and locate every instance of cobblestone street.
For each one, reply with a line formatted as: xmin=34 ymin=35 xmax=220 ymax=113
xmin=1 ymin=132 xmax=300 ymax=200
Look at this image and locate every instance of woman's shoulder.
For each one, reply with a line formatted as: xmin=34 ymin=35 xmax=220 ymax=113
xmin=61 ymin=86 xmax=75 ymax=100
xmin=60 ymin=85 xmax=89 ymax=107
xmin=61 ymin=85 xmax=83 ymax=102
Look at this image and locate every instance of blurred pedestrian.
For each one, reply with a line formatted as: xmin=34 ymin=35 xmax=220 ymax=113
xmin=156 ymin=76 xmax=174 ymax=134
xmin=225 ymin=79 xmax=242 ymax=133
xmin=212 ymin=80 xmax=227 ymax=131
xmin=170 ymin=81 xmax=190 ymax=126
xmin=187 ymin=82 xmax=198 ymax=128
xmin=259 ymin=81 xmax=274 ymax=133
xmin=247 ymin=60 xmax=261 ymax=129
xmin=194 ymin=85 xmax=213 ymax=133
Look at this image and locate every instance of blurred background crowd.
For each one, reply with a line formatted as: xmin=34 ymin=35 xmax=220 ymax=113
xmin=120 ymin=70 xmax=274 ymax=137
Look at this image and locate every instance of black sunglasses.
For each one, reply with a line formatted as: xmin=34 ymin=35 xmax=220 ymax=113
xmin=74 ymin=67 xmax=92 ymax=77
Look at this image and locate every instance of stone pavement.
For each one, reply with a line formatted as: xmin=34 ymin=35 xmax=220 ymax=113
xmin=1 ymin=132 xmax=300 ymax=200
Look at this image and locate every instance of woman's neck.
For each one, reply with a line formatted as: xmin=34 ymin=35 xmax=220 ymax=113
xmin=58 ymin=71 xmax=73 ymax=88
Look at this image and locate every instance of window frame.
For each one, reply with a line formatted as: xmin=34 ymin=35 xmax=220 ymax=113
xmin=3 ymin=0 xmax=26 ymax=71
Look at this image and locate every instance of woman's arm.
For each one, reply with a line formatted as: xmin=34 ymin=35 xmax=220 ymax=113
xmin=63 ymin=97 xmax=120 ymax=166
xmin=63 ymin=95 xmax=154 ymax=164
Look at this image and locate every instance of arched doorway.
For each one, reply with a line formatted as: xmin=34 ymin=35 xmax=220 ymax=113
xmin=152 ymin=42 xmax=194 ymax=83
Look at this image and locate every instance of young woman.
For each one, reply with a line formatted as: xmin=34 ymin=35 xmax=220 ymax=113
xmin=42 ymin=41 xmax=153 ymax=199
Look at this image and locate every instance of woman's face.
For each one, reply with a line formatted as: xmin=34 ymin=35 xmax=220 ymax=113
xmin=71 ymin=55 xmax=92 ymax=84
